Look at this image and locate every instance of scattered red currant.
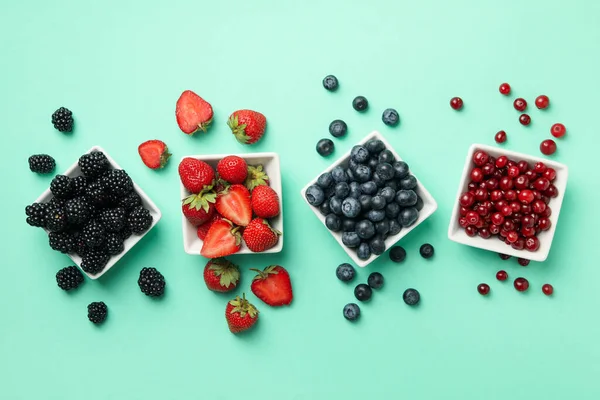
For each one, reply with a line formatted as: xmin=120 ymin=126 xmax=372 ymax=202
xmin=499 ymin=83 xmax=511 ymax=95
xmin=450 ymin=97 xmax=463 ymax=110
xmin=519 ymin=114 xmax=531 ymax=126
xmin=542 ymin=284 xmax=554 ymax=296
xmin=513 ymin=98 xmax=527 ymax=111
xmin=477 ymin=283 xmax=490 ymax=295
xmin=498 ymin=253 xmax=511 ymax=260
xmin=496 ymin=270 xmax=508 ymax=281
xmin=495 ymin=130 xmax=507 ymax=143
xmin=517 ymin=258 xmax=530 ymax=266
xmin=551 ymin=123 xmax=566 ymax=138
xmin=535 ymin=95 xmax=550 ymax=109
xmin=540 ymin=139 xmax=557 ymax=155
xmin=514 ymin=277 xmax=529 ymax=292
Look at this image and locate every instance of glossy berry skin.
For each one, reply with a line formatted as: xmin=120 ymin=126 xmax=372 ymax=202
xmin=450 ymin=97 xmax=463 ymax=110
xmin=382 ymin=108 xmax=400 ymax=126
xmin=514 ymin=277 xmax=529 ymax=292
xmin=343 ymin=303 xmax=360 ymax=321
xmin=354 ymin=283 xmax=372 ymax=301
xmin=551 ymin=123 xmax=566 ymax=138
xmin=517 ymin=258 xmax=530 ymax=266
xmin=323 ymin=75 xmax=338 ymax=91
xmin=316 ymin=139 xmax=334 ymax=156
xmin=540 ymin=139 xmax=557 ymax=155
xmin=352 ymin=96 xmax=369 ymax=112
xmin=367 ymin=272 xmax=384 ymax=289
xmin=336 ymin=263 xmax=355 ymax=282
xmin=499 ymin=83 xmax=511 ymax=95
xmin=389 ymin=246 xmax=406 ymax=262
xmin=472 ymin=150 xmax=489 ymax=167
xmin=513 ymin=98 xmax=527 ymax=111
xmin=498 ymin=253 xmax=511 ymax=260
xmin=329 ymin=120 xmax=348 ymax=138
xmin=519 ymin=114 xmax=531 ymax=126
xmin=495 ymin=130 xmax=507 ymax=143
xmin=403 ymin=288 xmax=420 ymax=306
xmin=542 ymin=284 xmax=554 ymax=296
xmin=419 ymin=243 xmax=434 ymax=259
xmin=535 ymin=95 xmax=550 ymax=109
xmin=477 ymin=283 xmax=490 ymax=295
xmin=496 ymin=270 xmax=508 ymax=281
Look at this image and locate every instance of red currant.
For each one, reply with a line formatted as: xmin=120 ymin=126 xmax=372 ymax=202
xmin=485 ymin=178 xmax=499 ymax=190
xmin=514 ymin=98 xmax=527 ymax=111
xmin=514 ymin=175 xmax=529 ymax=190
xmin=525 ymin=236 xmax=540 ymax=251
xmin=465 ymin=211 xmax=480 ymax=226
xmin=522 ymin=215 xmax=535 ymax=228
xmin=540 ymin=207 xmax=552 ymax=218
xmin=519 ymin=114 xmax=531 ymax=126
xmin=544 ymin=184 xmax=558 ymax=198
xmin=478 ymin=228 xmax=491 ymax=239
xmin=510 ymin=201 xmax=521 ymax=213
xmin=543 ymin=168 xmax=556 ymax=181
xmin=474 ymin=188 xmax=488 ymax=202
xmin=521 ymin=226 xmax=536 ymax=237
xmin=517 ymin=258 xmax=530 ymax=267
xmin=514 ymin=277 xmax=529 ymax=291
xmin=503 ymin=220 xmax=516 ymax=232
xmin=472 ymin=150 xmax=489 ymax=166
xmin=533 ymin=178 xmax=550 ymax=191
xmin=470 ymin=168 xmax=484 ymax=182
xmin=499 ymin=253 xmax=511 ymax=260
xmin=518 ymin=190 xmax=534 ymax=204
xmin=489 ymin=224 xmax=501 ymax=234
xmin=499 ymin=83 xmax=511 ymax=95
xmin=459 ymin=192 xmax=475 ymax=207
xmin=465 ymin=225 xmax=478 ymax=237
xmin=511 ymin=237 xmax=525 ymax=250
xmin=490 ymin=190 xmax=503 ymax=202
xmin=538 ymin=218 xmax=551 ymax=231
xmin=496 ymin=270 xmax=508 ymax=281
xmin=532 ymin=200 xmax=547 ymax=214
xmin=507 ymin=165 xmax=520 ymax=178
xmin=521 ymin=204 xmax=532 ymax=214
xmin=533 ymin=162 xmax=547 ymax=174
xmin=495 ymin=130 xmax=507 ymax=143
xmin=499 ymin=176 xmax=514 ymax=191
xmin=477 ymin=283 xmax=490 ymax=295
xmin=535 ymin=95 xmax=550 ymax=109
xmin=551 ymin=123 xmax=566 ymax=138
xmin=495 ymin=156 xmax=508 ymax=168
xmin=540 ymin=139 xmax=557 ymax=155
xmin=506 ymin=231 xmax=519 ymax=243
xmin=450 ymin=97 xmax=463 ymax=110
xmin=459 ymin=217 xmax=469 ymax=228
xmin=505 ymin=190 xmax=517 ymax=201
xmin=490 ymin=213 xmax=504 ymax=225
xmin=542 ymin=284 xmax=554 ymax=295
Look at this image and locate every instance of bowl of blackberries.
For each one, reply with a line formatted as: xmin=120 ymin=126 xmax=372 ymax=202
xmin=25 ymin=146 xmax=161 ymax=279
xmin=301 ymin=131 xmax=437 ymax=267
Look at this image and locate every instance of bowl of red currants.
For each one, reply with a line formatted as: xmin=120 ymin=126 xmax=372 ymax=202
xmin=448 ymin=144 xmax=568 ymax=262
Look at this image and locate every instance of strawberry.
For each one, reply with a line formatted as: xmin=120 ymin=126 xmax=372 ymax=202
xmin=251 ymin=185 xmax=280 ymax=219
xmin=227 ymin=109 xmax=267 ymax=145
xmin=138 ymin=140 xmax=171 ymax=169
xmin=217 ymin=155 xmax=247 ymax=184
xmin=250 ymin=265 xmax=293 ymax=307
xmin=182 ymin=192 xmax=217 ymax=226
xmin=203 ymin=258 xmax=240 ymax=292
xmin=196 ymin=213 xmax=222 ymax=241
xmin=225 ymin=293 xmax=258 ymax=334
xmin=178 ymin=157 xmax=215 ymax=193
xmin=201 ymin=219 xmax=242 ymax=258
xmin=176 ymin=90 xmax=213 ymax=134
xmin=215 ymin=184 xmax=252 ymax=227
xmin=242 ymin=218 xmax=281 ymax=252
xmin=244 ymin=164 xmax=270 ymax=192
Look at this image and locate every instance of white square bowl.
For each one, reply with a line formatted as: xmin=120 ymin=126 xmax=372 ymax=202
xmin=181 ymin=152 xmax=283 ymax=255
xmin=34 ymin=145 xmax=162 ymax=279
xmin=448 ymin=144 xmax=568 ymax=262
xmin=300 ymin=131 xmax=438 ymax=267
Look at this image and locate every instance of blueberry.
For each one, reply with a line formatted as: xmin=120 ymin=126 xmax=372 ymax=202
xmin=360 ymin=181 xmax=377 ymax=195
xmin=379 ymin=187 xmax=394 ymax=203
xmin=368 ymin=158 xmax=379 ymax=170
xmin=382 ymin=108 xmax=400 ymax=126
xmin=388 ymin=219 xmax=402 ymax=235
xmin=398 ymin=207 xmax=419 ymax=227
xmin=357 ymin=242 xmax=372 ymax=260
xmin=342 ymin=218 xmax=356 ymax=232
xmin=334 ymin=182 xmax=350 ymax=199
xmin=343 ymin=303 xmax=361 ymax=321
xmin=336 ymin=263 xmax=355 ymax=282
xmin=341 ymin=197 xmax=361 ymax=218
xmin=395 ymin=189 xmax=418 ymax=207
xmin=368 ymin=272 xmax=384 ymax=289
xmin=369 ymin=236 xmax=386 ymax=255
xmin=354 ymin=165 xmax=371 ymax=183
xmin=368 ymin=209 xmax=386 ymax=222
xmin=305 ymin=185 xmax=325 ymax=206
xmin=352 ymin=96 xmax=369 ymax=112
xmin=329 ymin=119 xmax=347 ymax=138
xmin=365 ymin=139 xmax=385 ymax=154
xmin=349 ymin=181 xmax=361 ymax=199
xmin=350 ymin=145 xmax=370 ymax=163
xmin=385 ymin=202 xmax=400 ymax=219
xmin=342 ymin=232 xmax=361 ymax=248
xmin=354 ymin=283 xmax=372 ymax=301
xmin=316 ymin=139 xmax=334 ymax=157
xmin=386 ymin=180 xmax=399 ymax=191
xmin=389 ymin=246 xmax=406 ymax=262
xmin=375 ymin=220 xmax=390 ymax=235
xmin=420 ymin=243 xmax=434 ymax=259
xmin=325 ymin=214 xmax=342 ymax=231
xmin=358 ymin=194 xmax=372 ymax=212
xmin=356 ymin=220 xmax=375 ymax=239
xmin=378 ymin=149 xmax=395 ymax=164
xmin=317 ymin=172 xmax=334 ymax=189
xmin=348 ymin=158 xmax=359 ymax=171
xmin=346 ymin=168 xmax=355 ymax=181
xmin=324 ymin=187 xmax=336 ymax=200
xmin=399 ymin=175 xmax=417 ymax=190
xmin=323 ymin=75 xmax=338 ymax=91
xmin=376 ymin=163 xmax=395 ymax=180
xmin=372 ymin=172 xmax=386 ymax=188
xmin=318 ymin=201 xmax=331 ymax=216
xmin=370 ymin=195 xmax=386 ymax=210
xmin=415 ymin=195 xmax=424 ymax=211
xmin=331 ymin=166 xmax=348 ymax=183
xmin=403 ymin=288 xmax=420 ymax=306
xmin=393 ymin=161 xmax=410 ymax=179
xmin=330 ymin=197 xmax=343 ymax=215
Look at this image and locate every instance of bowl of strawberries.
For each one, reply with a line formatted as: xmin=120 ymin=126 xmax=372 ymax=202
xmin=179 ymin=153 xmax=283 ymax=256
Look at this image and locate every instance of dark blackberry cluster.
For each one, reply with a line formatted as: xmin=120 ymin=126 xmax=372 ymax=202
xmin=118 ymin=192 xmax=141 ymax=211
xmin=87 ymin=301 xmax=107 ymax=324
xmin=101 ymin=170 xmax=133 ymax=197
xmin=25 ymin=203 xmax=47 ymax=227
xmin=51 ymin=107 xmax=74 ymax=132
xmin=28 ymin=154 xmax=56 ymax=173
xmin=78 ymin=151 xmax=109 ymax=178
xmin=81 ymin=248 xmax=110 ymax=275
xmin=45 ymin=204 xmax=68 ymax=232
xmin=128 ymin=206 xmax=153 ymax=234
xmin=99 ymin=207 xmax=126 ymax=232
xmin=56 ymin=266 xmax=84 ymax=291
xmin=138 ymin=267 xmax=166 ymax=297
xmin=105 ymin=233 xmax=124 ymax=255
xmin=82 ymin=220 xmax=106 ymax=248
xmin=49 ymin=232 xmax=73 ymax=253
xmin=50 ymin=175 xmax=74 ymax=198
xmin=65 ymin=197 xmax=91 ymax=225
xmin=71 ymin=176 xmax=89 ymax=196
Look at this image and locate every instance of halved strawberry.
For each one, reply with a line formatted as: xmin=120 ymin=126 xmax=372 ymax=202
xmin=250 ymin=265 xmax=293 ymax=306
xmin=182 ymin=192 xmax=217 ymax=226
xmin=196 ymin=213 xmax=222 ymax=240
xmin=138 ymin=140 xmax=171 ymax=169
xmin=176 ymin=90 xmax=213 ymax=134
xmin=215 ymin=184 xmax=252 ymax=227
xmin=201 ymin=219 xmax=242 ymax=258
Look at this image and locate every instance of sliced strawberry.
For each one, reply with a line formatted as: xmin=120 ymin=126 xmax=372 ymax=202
xmin=138 ymin=140 xmax=171 ymax=169
xmin=196 ymin=214 xmax=222 ymax=241
xmin=201 ymin=219 xmax=242 ymax=258
xmin=250 ymin=265 xmax=293 ymax=306
xmin=215 ymin=184 xmax=252 ymax=227
xmin=176 ymin=90 xmax=213 ymax=134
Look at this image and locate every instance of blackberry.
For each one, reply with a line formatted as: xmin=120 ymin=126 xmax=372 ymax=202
xmin=51 ymin=107 xmax=74 ymax=132
xmin=49 ymin=196 xmax=66 ymax=208
xmin=65 ymin=197 xmax=91 ymax=225
xmin=127 ymin=206 xmax=152 ymax=234
xmin=101 ymin=169 xmax=133 ymax=197
xmin=45 ymin=204 xmax=68 ymax=232
xmin=48 ymin=232 xmax=74 ymax=253
xmin=105 ymin=232 xmax=124 ymax=255
xmin=81 ymin=248 xmax=110 ymax=275
xmin=117 ymin=191 xmax=142 ymax=211
xmin=70 ymin=231 xmax=87 ymax=256
xmin=50 ymin=175 xmax=74 ymax=199
xmin=87 ymin=301 xmax=107 ymax=324
xmin=82 ymin=220 xmax=106 ymax=248
xmin=56 ymin=266 xmax=84 ymax=290
xmin=119 ymin=225 xmax=132 ymax=240
xmin=25 ymin=202 xmax=47 ymax=227
xmin=78 ymin=151 xmax=109 ymax=178
xmin=99 ymin=207 xmax=126 ymax=232
xmin=28 ymin=154 xmax=56 ymax=173
xmin=138 ymin=267 xmax=166 ymax=297
xmin=71 ymin=176 xmax=89 ymax=196
xmin=85 ymin=181 xmax=109 ymax=207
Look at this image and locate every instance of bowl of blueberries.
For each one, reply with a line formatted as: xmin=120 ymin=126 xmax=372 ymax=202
xmin=301 ymin=131 xmax=437 ymax=267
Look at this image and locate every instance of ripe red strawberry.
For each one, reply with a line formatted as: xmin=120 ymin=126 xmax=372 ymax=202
xmin=227 ymin=109 xmax=267 ymax=145
xmin=215 ymin=184 xmax=252 ymax=227
xmin=250 ymin=265 xmax=293 ymax=306
xmin=201 ymin=219 xmax=242 ymax=258
xmin=182 ymin=192 xmax=217 ymax=226
xmin=225 ymin=293 xmax=258 ymax=334
xmin=242 ymin=218 xmax=281 ymax=252
xmin=217 ymin=155 xmax=247 ymax=184
xmin=138 ymin=140 xmax=171 ymax=169
xmin=251 ymin=185 xmax=280 ymax=219
xmin=196 ymin=213 xmax=222 ymax=241
xmin=179 ymin=157 xmax=215 ymax=193
xmin=203 ymin=258 xmax=240 ymax=292
xmin=176 ymin=90 xmax=213 ymax=134
xmin=244 ymin=164 xmax=270 ymax=192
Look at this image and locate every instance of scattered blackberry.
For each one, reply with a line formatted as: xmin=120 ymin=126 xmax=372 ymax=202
xmin=71 ymin=176 xmax=89 ymax=196
xmin=45 ymin=204 xmax=68 ymax=232
xmin=105 ymin=232 xmax=124 ymax=255
xmin=48 ymin=232 xmax=74 ymax=253
xmin=56 ymin=266 xmax=84 ymax=290
xmin=81 ymin=248 xmax=110 ymax=275
xmin=101 ymin=169 xmax=133 ymax=197
xmin=51 ymin=107 xmax=74 ymax=132
xmin=127 ymin=206 xmax=152 ymax=234
xmin=25 ymin=202 xmax=47 ymax=227
xmin=82 ymin=220 xmax=106 ymax=248
xmin=28 ymin=154 xmax=56 ymax=173
xmin=87 ymin=301 xmax=107 ymax=324
xmin=99 ymin=207 xmax=126 ymax=232
xmin=138 ymin=267 xmax=166 ymax=297
xmin=50 ymin=175 xmax=74 ymax=199
xmin=85 ymin=181 xmax=109 ymax=207
xmin=65 ymin=197 xmax=91 ymax=225
xmin=117 ymin=191 xmax=141 ymax=211
xmin=78 ymin=151 xmax=109 ymax=178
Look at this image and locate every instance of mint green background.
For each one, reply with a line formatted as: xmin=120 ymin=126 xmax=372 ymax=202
xmin=2 ymin=1 xmax=600 ymax=399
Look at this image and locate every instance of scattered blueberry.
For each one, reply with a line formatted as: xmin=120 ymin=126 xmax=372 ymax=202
xmin=368 ymin=272 xmax=384 ymax=289
xmin=360 ymin=181 xmax=377 ymax=195
xmin=379 ymin=187 xmax=396 ymax=203
xmin=336 ymin=263 xmax=356 ymax=282
xmin=349 ymin=181 xmax=361 ymax=198
xmin=376 ymin=163 xmax=395 ymax=180
xmin=398 ymin=207 xmax=419 ymax=227
xmin=375 ymin=220 xmax=390 ymax=235
xmin=395 ymin=189 xmax=418 ymax=207
xmin=370 ymin=195 xmax=386 ymax=210
xmin=399 ymin=175 xmax=417 ymax=190
xmin=352 ymin=96 xmax=369 ymax=112
xmin=350 ymin=145 xmax=370 ymax=163
xmin=342 ymin=232 xmax=361 ymax=248
xmin=343 ymin=303 xmax=361 ymax=321
xmin=342 ymin=218 xmax=356 ymax=232
xmin=393 ymin=161 xmax=410 ymax=179
xmin=369 ymin=236 xmax=386 ymax=255
xmin=403 ymin=288 xmax=420 ymax=306
xmin=330 ymin=197 xmax=343 ymax=215
xmin=378 ymin=150 xmax=395 ymax=164
xmin=329 ymin=120 xmax=348 ymax=138
xmin=341 ymin=197 xmax=361 ymax=218
xmin=389 ymin=246 xmax=406 ymax=262
xmin=382 ymin=108 xmax=400 ymax=126
xmin=388 ymin=219 xmax=402 ymax=235
xmin=419 ymin=243 xmax=434 ymax=259
xmin=356 ymin=220 xmax=375 ymax=239
xmin=326 ymin=214 xmax=342 ymax=231
xmin=354 ymin=283 xmax=372 ymax=301
xmin=323 ymin=75 xmax=339 ymax=91
xmin=317 ymin=139 xmax=334 ymax=157
xmin=357 ymin=242 xmax=372 ymax=260
xmin=358 ymin=195 xmax=372 ymax=212
xmin=331 ymin=166 xmax=348 ymax=183
xmin=415 ymin=195 xmax=424 ymax=211
xmin=365 ymin=139 xmax=385 ymax=154
xmin=353 ymin=165 xmax=371 ymax=183
xmin=318 ymin=201 xmax=331 ymax=216
xmin=334 ymin=182 xmax=350 ymax=199
xmin=305 ymin=185 xmax=325 ymax=206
